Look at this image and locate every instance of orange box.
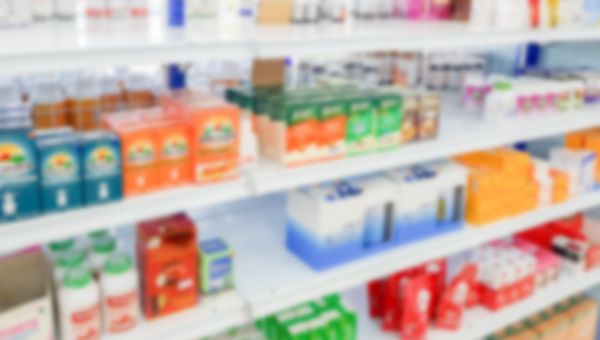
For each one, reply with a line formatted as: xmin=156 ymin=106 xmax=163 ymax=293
xmin=531 ymin=314 xmax=571 ymax=340
xmin=116 ymin=122 xmax=160 ymax=196
xmin=164 ymin=94 xmax=240 ymax=184
xmin=152 ymin=117 xmax=192 ymax=188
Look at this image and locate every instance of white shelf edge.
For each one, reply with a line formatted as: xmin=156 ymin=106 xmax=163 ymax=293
xmin=2 ymin=109 xmax=600 ymax=253
xmin=104 ymin=291 xmax=249 ymax=340
xmin=0 ymin=179 xmax=249 ymax=252
xmin=246 ymin=191 xmax=600 ymax=318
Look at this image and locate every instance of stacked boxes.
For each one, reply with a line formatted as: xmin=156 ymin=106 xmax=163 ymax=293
xmin=455 ymin=148 xmax=540 ymax=225
xmin=79 ymin=132 xmax=122 ymax=205
xmin=226 ymin=85 xmax=440 ymax=168
xmin=486 ymin=296 xmax=599 ymax=340
xmin=566 ymin=128 xmax=600 ymax=184
xmin=257 ymin=295 xmax=357 ymax=340
xmin=287 ymin=161 xmax=467 ymax=270
xmin=549 ymin=148 xmax=596 ymax=197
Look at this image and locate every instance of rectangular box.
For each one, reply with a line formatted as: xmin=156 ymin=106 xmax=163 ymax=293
xmin=79 ymin=132 xmax=123 ymax=205
xmin=35 ymin=131 xmax=82 ymax=213
xmin=199 ymin=238 xmax=235 ymax=295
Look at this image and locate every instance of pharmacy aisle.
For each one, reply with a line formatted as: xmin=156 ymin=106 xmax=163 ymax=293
xmin=5 ymin=1 xmax=600 ymax=340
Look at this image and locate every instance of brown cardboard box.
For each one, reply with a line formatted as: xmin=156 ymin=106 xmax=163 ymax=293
xmin=0 ymin=249 xmax=54 ymax=340
xmin=258 ymin=0 xmax=293 ymax=24
xmin=452 ymin=0 xmax=471 ymax=21
xmin=252 ymin=59 xmax=286 ymax=88
xmin=564 ymin=299 xmax=599 ymax=340
xmin=532 ymin=313 xmax=571 ymax=340
xmin=503 ymin=329 xmax=541 ymax=340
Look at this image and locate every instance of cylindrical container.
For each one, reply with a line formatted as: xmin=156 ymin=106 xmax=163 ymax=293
xmin=30 ymin=77 xmax=68 ymax=129
xmin=71 ymin=73 xmax=101 ymax=131
xmin=54 ymin=0 xmax=76 ymax=19
xmin=168 ymin=0 xmax=185 ymax=27
xmin=100 ymin=75 xmax=123 ymax=114
xmin=124 ymin=73 xmax=156 ymax=109
xmin=90 ymin=235 xmax=117 ymax=274
xmin=100 ymin=253 xmax=139 ymax=334
xmin=60 ymin=267 xmax=102 ymax=340
xmin=54 ymin=249 xmax=86 ymax=285
xmin=48 ymin=238 xmax=76 ymax=261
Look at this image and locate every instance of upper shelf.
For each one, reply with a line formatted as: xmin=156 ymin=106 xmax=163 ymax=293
xmin=1 ymin=18 xmax=600 ymax=74
xmin=2 ymin=103 xmax=600 ymax=252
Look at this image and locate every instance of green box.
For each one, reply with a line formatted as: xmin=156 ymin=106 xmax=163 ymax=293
xmin=345 ymin=95 xmax=377 ymax=156
xmin=374 ymin=92 xmax=403 ymax=151
xmin=199 ymin=238 xmax=234 ymax=295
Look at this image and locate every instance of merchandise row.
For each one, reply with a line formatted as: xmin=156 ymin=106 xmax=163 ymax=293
xmin=5 ymin=210 xmax=600 ymax=340
xmin=4 ymin=0 xmax=600 ymax=31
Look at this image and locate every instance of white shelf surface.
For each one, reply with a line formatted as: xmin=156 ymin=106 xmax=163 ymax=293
xmin=3 ymin=106 xmax=600 ymax=252
xmin=0 ymin=179 xmax=249 ymax=252
xmin=348 ymin=269 xmax=600 ymax=340
xmin=1 ymin=19 xmax=600 ymax=74
xmin=219 ymin=191 xmax=600 ymax=319
xmin=105 ymin=291 xmax=248 ymax=340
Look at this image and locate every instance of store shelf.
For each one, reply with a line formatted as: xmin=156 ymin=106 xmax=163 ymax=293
xmin=2 ymin=19 xmax=600 ymax=74
xmin=252 ymin=106 xmax=600 ymax=195
xmin=348 ymin=269 xmax=600 ymax=340
xmin=222 ymin=191 xmax=600 ymax=319
xmin=105 ymin=291 xmax=248 ymax=340
xmin=0 ymin=179 xmax=248 ymax=252
xmin=3 ymin=106 xmax=600 ymax=252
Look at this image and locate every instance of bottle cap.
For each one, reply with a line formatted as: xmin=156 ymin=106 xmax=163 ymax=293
xmin=88 ymin=229 xmax=110 ymax=240
xmin=63 ymin=267 xmax=93 ymax=289
xmin=49 ymin=238 xmax=75 ymax=253
xmin=91 ymin=236 xmax=116 ymax=254
xmin=57 ymin=249 xmax=86 ymax=269
xmin=104 ymin=253 xmax=133 ymax=275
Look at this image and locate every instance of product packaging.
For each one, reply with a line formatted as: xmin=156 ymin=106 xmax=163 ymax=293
xmin=101 ymin=253 xmax=139 ymax=334
xmin=137 ymin=213 xmax=199 ymax=319
xmin=0 ymin=250 xmax=54 ymax=340
xmin=80 ymin=132 xmax=123 ymax=205
xmin=59 ymin=267 xmax=101 ymax=340
xmin=199 ymin=238 xmax=235 ymax=295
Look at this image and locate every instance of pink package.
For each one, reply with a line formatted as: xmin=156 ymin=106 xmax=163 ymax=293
xmin=514 ymin=238 xmax=560 ymax=287
xmin=406 ymin=0 xmax=452 ymax=20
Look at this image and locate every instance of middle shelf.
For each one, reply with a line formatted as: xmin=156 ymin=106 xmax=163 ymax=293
xmin=3 ymin=103 xmax=600 ymax=252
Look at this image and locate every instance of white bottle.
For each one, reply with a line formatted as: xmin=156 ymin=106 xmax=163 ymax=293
xmin=54 ymin=249 xmax=86 ymax=286
xmin=0 ymin=0 xmax=33 ymax=26
xmin=484 ymin=81 xmax=516 ymax=123
xmin=32 ymin=0 xmax=53 ymax=20
xmin=48 ymin=238 xmax=76 ymax=262
xmin=90 ymin=235 xmax=117 ymax=274
xmin=60 ymin=268 xmax=101 ymax=340
xmin=86 ymin=0 xmax=109 ymax=18
xmin=101 ymin=253 xmax=139 ymax=334
xmin=54 ymin=0 xmax=75 ymax=19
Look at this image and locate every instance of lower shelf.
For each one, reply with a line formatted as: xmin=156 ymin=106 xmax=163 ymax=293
xmin=347 ymin=269 xmax=600 ymax=340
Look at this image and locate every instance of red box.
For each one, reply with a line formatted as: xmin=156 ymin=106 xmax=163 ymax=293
xmin=137 ymin=213 xmax=199 ymax=319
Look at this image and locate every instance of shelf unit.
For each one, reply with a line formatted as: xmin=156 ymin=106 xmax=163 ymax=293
xmin=4 ymin=105 xmax=600 ymax=252
xmin=3 ymin=20 xmax=600 ymax=74
xmin=4 ymin=16 xmax=600 ymax=340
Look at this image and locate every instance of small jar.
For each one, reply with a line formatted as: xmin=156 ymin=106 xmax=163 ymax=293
xmin=90 ymin=235 xmax=117 ymax=274
xmin=60 ymin=267 xmax=101 ymax=340
xmin=101 ymin=253 xmax=140 ymax=334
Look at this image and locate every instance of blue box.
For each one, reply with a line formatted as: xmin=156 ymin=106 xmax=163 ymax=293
xmin=80 ymin=132 xmax=123 ymax=205
xmin=36 ymin=131 xmax=82 ymax=213
xmin=199 ymin=238 xmax=235 ymax=294
xmin=0 ymin=124 xmax=40 ymax=222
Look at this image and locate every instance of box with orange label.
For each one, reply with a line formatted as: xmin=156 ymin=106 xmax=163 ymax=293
xmin=137 ymin=213 xmax=199 ymax=319
xmin=104 ymin=112 xmax=160 ymax=197
xmin=151 ymin=116 xmax=191 ymax=188
xmin=166 ymin=96 xmax=240 ymax=183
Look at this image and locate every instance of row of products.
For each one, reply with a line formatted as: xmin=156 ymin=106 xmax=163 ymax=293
xmin=486 ymin=295 xmax=599 ymax=340
xmin=287 ymin=161 xmax=468 ymax=270
xmin=0 ymin=127 xmax=123 ymax=222
xmin=256 ymin=294 xmax=357 ymax=340
xmin=465 ymin=74 xmax=596 ymax=123
xmin=0 ymin=72 xmax=158 ymax=131
xmin=226 ymin=85 xmax=440 ymax=167
xmin=0 ymin=89 xmax=252 ymax=222
xmin=0 ymin=213 xmax=236 ymax=340
xmin=367 ymin=216 xmax=600 ymax=339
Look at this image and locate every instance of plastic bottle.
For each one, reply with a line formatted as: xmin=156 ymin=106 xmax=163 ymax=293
xmin=54 ymin=249 xmax=86 ymax=285
xmin=168 ymin=0 xmax=185 ymax=27
xmin=0 ymin=0 xmax=33 ymax=26
xmin=86 ymin=0 xmax=109 ymax=18
xmin=129 ymin=0 xmax=149 ymax=18
xmin=48 ymin=238 xmax=76 ymax=261
xmin=100 ymin=75 xmax=123 ymax=114
xmin=240 ymin=114 xmax=258 ymax=171
xmin=100 ymin=253 xmax=139 ymax=334
xmin=32 ymin=0 xmax=53 ymax=20
xmin=60 ymin=267 xmax=101 ymax=340
xmin=30 ymin=76 xmax=68 ymax=129
xmin=90 ymin=235 xmax=117 ymax=274
xmin=71 ymin=73 xmax=101 ymax=131
xmin=124 ymin=73 xmax=156 ymax=109
xmin=54 ymin=0 xmax=75 ymax=19
xmin=484 ymin=81 xmax=516 ymax=123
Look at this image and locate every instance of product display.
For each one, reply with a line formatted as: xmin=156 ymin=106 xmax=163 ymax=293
xmin=287 ymin=161 xmax=467 ymax=270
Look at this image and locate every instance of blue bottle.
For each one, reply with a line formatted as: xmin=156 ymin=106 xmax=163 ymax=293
xmin=168 ymin=0 xmax=186 ymax=27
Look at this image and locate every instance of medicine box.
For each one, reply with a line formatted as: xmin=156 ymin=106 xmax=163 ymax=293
xmin=199 ymin=238 xmax=235 ymax=295
xmin=79 ymin=132 xmax=123 ymax=205
xmin=0 ymin=124 xmax=39 ymax=222
xmin=0 ymin=249 xmax=54 ymax=340
xmin=35 ymin=130 xmax=82 ymax=213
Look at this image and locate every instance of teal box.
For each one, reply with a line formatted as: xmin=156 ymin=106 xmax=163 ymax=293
xmin=0 ymin=124 xmax=40 ymax=222
xmin=80 ymin=132 xmax=122 ymax=205
xmin=199 ymin=238 xmax=235 ymax=295
xmin=36 ymin=131 xmax=82 ymax=213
